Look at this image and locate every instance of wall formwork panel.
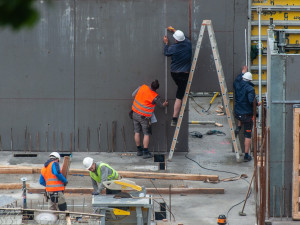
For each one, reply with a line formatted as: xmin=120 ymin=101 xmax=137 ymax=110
xmin=0 ymin=0 xmax=248 ymax=152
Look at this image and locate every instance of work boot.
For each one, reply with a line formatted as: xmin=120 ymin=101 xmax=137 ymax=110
xmin=235 ymin=126 xmax=241 ymax=136
xmin=244 ymin=155 xmax=252 ymax=162
xmin=137 ymin=146 xmax=143 ymax=156
xmin=143 ymin=151 xmax=152 ymax=159
xmin=171 ymin=118 xmax=178 ymax=127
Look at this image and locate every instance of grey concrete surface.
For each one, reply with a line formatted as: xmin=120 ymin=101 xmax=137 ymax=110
xmin=0 ymin=96 xmax=257 ymax=224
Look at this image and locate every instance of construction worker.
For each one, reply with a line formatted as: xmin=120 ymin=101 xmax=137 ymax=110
xmin=163 ymin=26 xmax=192 ymax=126
xmin=83 ymin=157 xmax=119 ymax=195
xmin=131 ymin=80 xmax=168 ymax=158
xmin=39 ymin=152 xmax=68 ymax=211
xmin=234 ymin=65 xmax=261 ymax=162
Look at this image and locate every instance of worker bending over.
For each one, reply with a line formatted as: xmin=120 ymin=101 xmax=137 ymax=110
xmin=163 ymin=26 xmax=192 ymax=126
xmin=39 ymin=152 xmax=68 ymax=211
xmin=234 ymin=65 xmax=260 ymax=162
xmin=131 ymin=80 xmax=168 ymax=158
xmin=83 ymin=157 xmax=119 ymax=195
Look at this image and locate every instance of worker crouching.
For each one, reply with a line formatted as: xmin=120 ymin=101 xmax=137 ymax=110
xmin=83 ymin=157 xmax=119 ymax=195
xmin=39 ymin=152 xmax=68 ymax=211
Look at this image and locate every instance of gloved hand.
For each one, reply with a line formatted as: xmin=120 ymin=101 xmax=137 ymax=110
xmin=92 ymin=191 xmax=100 ymax=195
xmin=64 ymin=181 xmax=68 ymax=186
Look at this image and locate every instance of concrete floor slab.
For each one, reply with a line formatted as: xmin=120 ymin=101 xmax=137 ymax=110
xmin=0 ymin=96 xmax=258 ymax=225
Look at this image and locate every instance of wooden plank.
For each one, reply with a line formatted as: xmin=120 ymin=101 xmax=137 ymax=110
xmin=118 ymin=171 xmax=219 ymax=181
xmin=146 ymin=188 xmax=224 ymax=194
xmin=28 ymin=187 xmax=224 ymax=195
xmin=0 ymin=166 xmax=219 ymax=181
xmin=61 ymin=156 xmax=71 ymax=179
xmin=0 ymin=183 xmax=30 ymax=189
xmin=293 ymin=108 xmax=300 ymax=220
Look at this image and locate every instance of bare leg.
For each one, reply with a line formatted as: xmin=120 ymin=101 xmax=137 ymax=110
xmin=173 ymin=98 xmax=182 ymax=118
xmin=134 ymin=133 xmax=141 ymax=146
xmin=143 ymin=135 xmax=150 ymax=149
xmin=244 ymin=137 xmax=251 ymax=154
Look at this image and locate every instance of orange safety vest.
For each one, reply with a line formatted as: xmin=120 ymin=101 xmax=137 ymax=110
xmin=41 ymin=161 xmax=65 ymax=192
xmin=132 ymin=84 xmax=158 ymax=117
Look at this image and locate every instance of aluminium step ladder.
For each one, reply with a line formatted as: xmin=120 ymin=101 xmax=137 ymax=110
xmin=168 ymin=20 xmax=243 ymax=162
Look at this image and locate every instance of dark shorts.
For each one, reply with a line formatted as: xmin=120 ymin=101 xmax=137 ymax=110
xmin=132 ymin=112 xmax=152 ymax=135
xmin=171 ymin=72 xmax=189 ymax=100
xmin=235 ymin=114 xmax=253 ymax=138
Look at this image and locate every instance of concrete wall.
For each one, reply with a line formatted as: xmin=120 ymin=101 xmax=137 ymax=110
xmin=0 ymin=0 xmax=248 ymax=152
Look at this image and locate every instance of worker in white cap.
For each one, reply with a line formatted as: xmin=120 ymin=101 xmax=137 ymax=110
xmin=163 ymin=26 xmax=192 ymax=126
xmin=233 ymin=65 xmax=261 ymax=162
xmin=40 ymin=152 xmax=68 ymax=211
xmin=83 ymin=157 xmax=119 ymax=195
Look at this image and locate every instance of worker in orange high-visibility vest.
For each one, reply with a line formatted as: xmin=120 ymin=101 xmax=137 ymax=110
xmin=131 ymin=80 xmax=168 ymax=158
xmin=40 ymin=152 xmax=68 ymax=211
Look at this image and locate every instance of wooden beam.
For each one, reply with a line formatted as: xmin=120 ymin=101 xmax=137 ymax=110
xmin=28 ymin=187 xmax=224 ymax=195
xmin=146 ymin=188 xmax=224 ymax=194
xmin=293 ymin=108 xmax=300 ymax=220
xmin=61 ymin=156 xmax=71 ymax=179
xmin=0 ymin=166 xmax=219 ymax=181
xmin=0 ymin=183 xmax=30 ymax=189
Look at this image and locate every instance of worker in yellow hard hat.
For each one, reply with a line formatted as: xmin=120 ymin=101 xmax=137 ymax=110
xmin=82 ymin=157 xmax=119 ymax=195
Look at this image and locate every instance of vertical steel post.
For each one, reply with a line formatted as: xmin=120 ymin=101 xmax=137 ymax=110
xmin=257 ymin=7 xmax=262 ymax=126
xmin=21 ymin=177 xmax=27 ymax=209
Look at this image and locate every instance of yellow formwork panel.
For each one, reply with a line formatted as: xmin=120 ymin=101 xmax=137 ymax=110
xmin=254 ymin=86 xmax=267 ymax=94
xmin=252 ymin=0 xmax=300 ymax=6
xmin=252 ymin=72 xmax=267 ymax=81
xmin=252 ymin=26 xmax=300 ymax=36
xmin=253 ymin=55 xmax=267 ymax=65
xmin=253 ymin=12 xmax=300 ymax=21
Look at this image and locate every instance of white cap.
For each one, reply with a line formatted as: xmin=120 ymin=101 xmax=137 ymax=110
xmin=242 ymin=72 xmax=252 ymax=81
xmin=83 ymin=157 xmax=93 ymax=170
xmin=173 ymin=30 xmax=185 ymax=42
xmin=49 ymin=152 xmax=60 ymax=161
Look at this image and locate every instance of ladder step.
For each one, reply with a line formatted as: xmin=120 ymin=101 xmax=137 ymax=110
xmin=251 ymin=65 xmax=267 ymax=70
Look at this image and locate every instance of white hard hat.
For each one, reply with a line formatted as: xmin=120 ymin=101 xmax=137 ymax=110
xmin=242 ymin=72 xmax=252 ymax=81
xmin=173 ymin=30 xmax=185 ymax=42
xmin=83 ymin=157 xmax=93 ymax=170
xmin=49 ymin=152 xmax=60 ymax=161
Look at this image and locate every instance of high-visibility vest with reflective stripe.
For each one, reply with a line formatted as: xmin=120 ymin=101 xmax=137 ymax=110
xmin=41 ymin=161 xmax=65 ymax=192
xmin=90 ymin=163 xmax=119 ymax=183
xmin=132 ymin=84 xmax=158 ymax=117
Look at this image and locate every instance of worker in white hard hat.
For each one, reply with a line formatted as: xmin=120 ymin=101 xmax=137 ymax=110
xmin=163 ymin=26 xmax=192 ymax=126
xmin=39 ymin=152 xmax=68 ymax=211
xmin=83 ymin=157 xmax=119 ymax=195
xmin=233 ymin=65 xmax=261 ymax=162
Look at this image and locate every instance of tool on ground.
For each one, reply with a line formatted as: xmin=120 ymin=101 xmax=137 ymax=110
xmin=217 ymin=214 xmax=226 ymax=224
xmin=206 ymin=130 xmax=226 ymax=136
xmin=203 ymin=92 xmax=219 ymax=112
xmin=239 ymin=170 xmax=255 ymax=216
xmin=189 ymin=121 xmax=223 ymax=127
xmin=168 ymin=20 xmax=242 ymax=162
xmin=189 ymin=131 xmax=203 ymax=138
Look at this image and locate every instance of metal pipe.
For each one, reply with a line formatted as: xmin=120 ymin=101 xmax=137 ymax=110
xmin=165 ymin=28 xmax=168 ymax=115
xmin=245 ymin=28 xmax=247 ymax=67
xmin=21 ymin=177 xmax=27 ymax=209
xmin=258 ymin=7 xmax=262 ymax=126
